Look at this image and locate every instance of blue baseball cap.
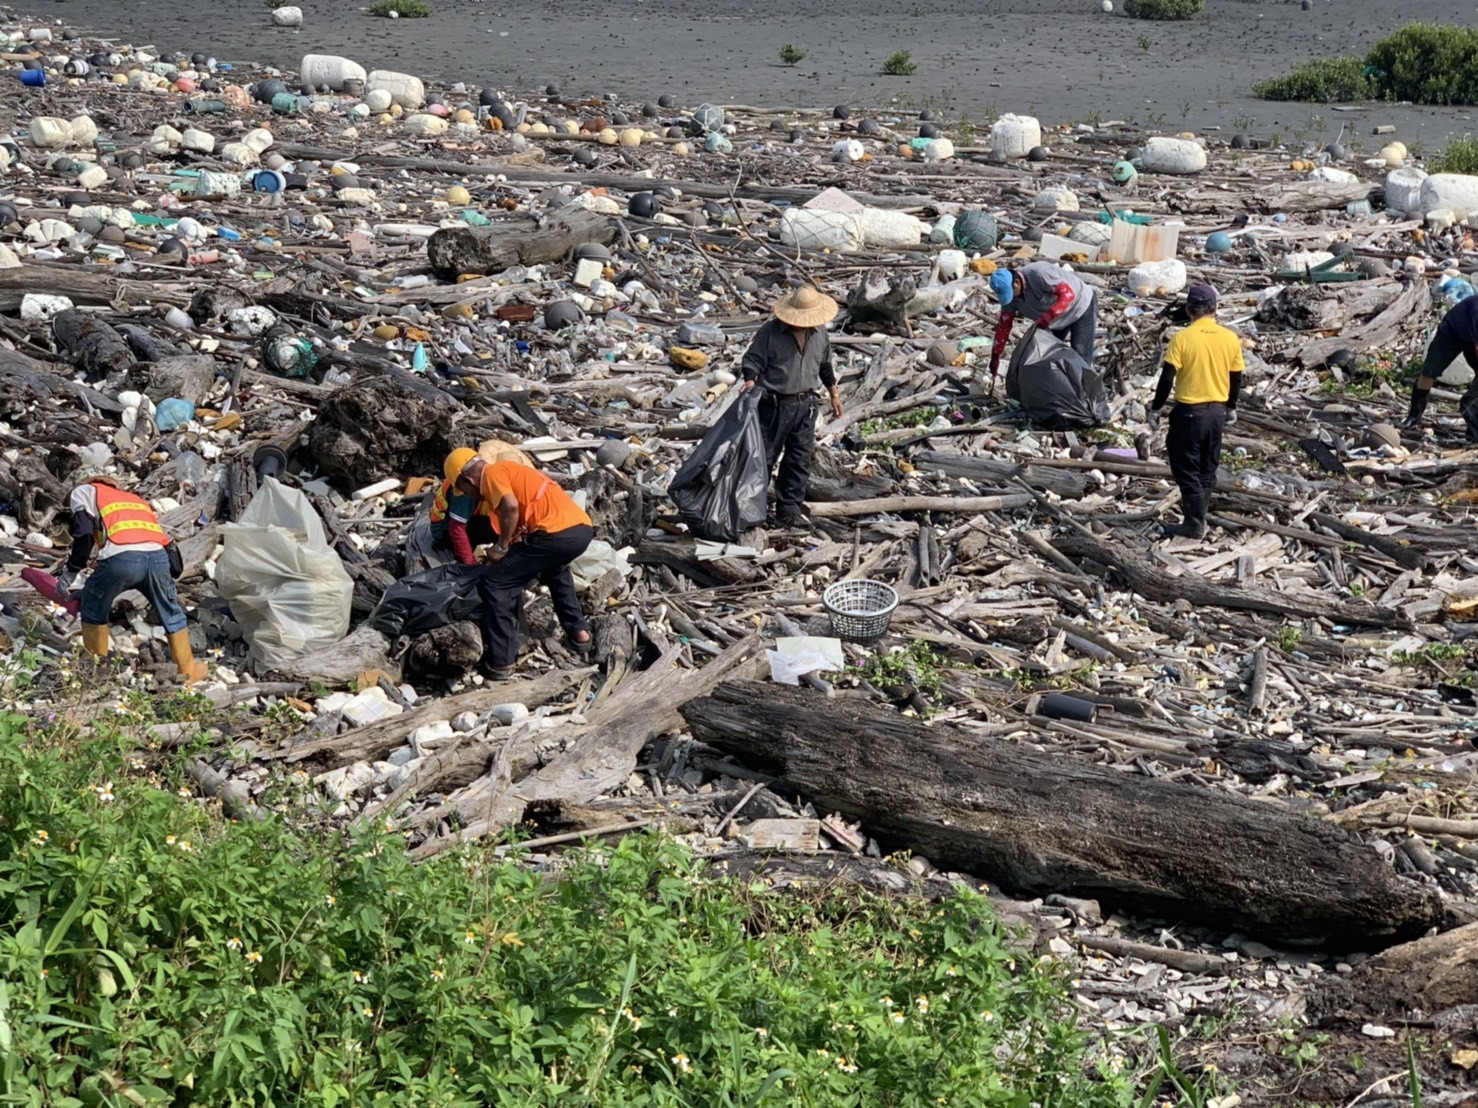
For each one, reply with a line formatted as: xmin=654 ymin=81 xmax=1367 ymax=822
xmin=989 ymin=268 xmax=1014 ymax=306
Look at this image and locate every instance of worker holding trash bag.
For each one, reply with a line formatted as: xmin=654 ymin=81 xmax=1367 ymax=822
xmin=988 ymin=263 xmax=1099 ymax=384
xmin=1402 ymin=294 xmax=1478 ymax=439
xmin=1147 ymin=284 xmax=1244 ymax=540
xmin=430 ymin=447 xmax=498 ymax=565
xmin=56 ymin=474 xmax=208 ymax=685
xmin=737 ymin=286 xmax=844 ymax=528
xmin=449 ymin=451 xmax=595 ymax=680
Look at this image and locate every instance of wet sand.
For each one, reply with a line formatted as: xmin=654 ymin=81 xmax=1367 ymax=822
xmin=34 ymin=0 xmax=1478 ymax=148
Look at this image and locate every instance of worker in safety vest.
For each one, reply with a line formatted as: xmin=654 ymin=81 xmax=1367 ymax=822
xmin=429 ymin=448 xmax=498 ymax=565
xmin=448 ymin=450 xmax=594 ymax=679
xmin=56 ymin=476 xmax=208 ymax=684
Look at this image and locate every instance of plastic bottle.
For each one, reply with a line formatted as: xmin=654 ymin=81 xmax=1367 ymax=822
xmin=411 ymin=342 xmax=428 ymax=372
xmin=175 ymin=451 xmax=206 ymax=486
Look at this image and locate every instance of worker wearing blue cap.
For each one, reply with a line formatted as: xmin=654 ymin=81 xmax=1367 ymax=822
xmin=987 ymin=262 xmax=1098 ymax=384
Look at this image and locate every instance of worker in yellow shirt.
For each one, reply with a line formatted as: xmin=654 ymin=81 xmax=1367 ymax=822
xmin=449 ymin=451 xmax=595 ymax=679
xmin=1147 ymin=284 xmax=1245 ymax=540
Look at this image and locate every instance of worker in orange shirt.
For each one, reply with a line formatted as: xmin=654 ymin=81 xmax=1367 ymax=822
xmin=56 ymin=475 xmax=208 ymax=685
xmin=448 ymin=451 xmax=595 ymax=679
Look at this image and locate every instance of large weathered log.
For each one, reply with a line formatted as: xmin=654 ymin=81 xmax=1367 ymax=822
xmin=1054 ymin=532 xmax=1408 ymax=629
xmin=307 ymin=374 xmax=458 ymax=492
xmin=0 ymin=267 xmax=190 ymax=311
xmin=1295 ymin=277 xmax=1431 ymax=368
xmin=680 ymin=681 xmax=1441 ymax=947
xmin=426 ymin=208 xmax=618 ymax=279
xmin=1250 ymin=180 xmax=1376 ymax=213
xmin=1312 ymin=923 xmax=1478 ymax=1021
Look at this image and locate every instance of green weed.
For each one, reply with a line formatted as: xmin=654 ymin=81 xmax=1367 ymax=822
xmin=368 ymin=0 xmax=431 ymax=16
xmin=779 ymin=44 xmax=807 ymax=67
xmin=1433 ymin=137 xmax=1478 ymax=174
xmin=1124 ymin=0 xmax=1204 ymax=19
xmin=882 ymin=50 xmax=918 ymax=76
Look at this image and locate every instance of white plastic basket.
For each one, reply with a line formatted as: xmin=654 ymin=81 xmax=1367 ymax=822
xmin=823 ymin=579 xmax=899 ymax=643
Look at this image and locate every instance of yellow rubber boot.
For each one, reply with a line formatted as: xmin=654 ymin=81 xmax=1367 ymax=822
xmin=80 ymin=623 xmax=110 ymax=658
xmin=166 ymin=630 xmax=208 ymax=686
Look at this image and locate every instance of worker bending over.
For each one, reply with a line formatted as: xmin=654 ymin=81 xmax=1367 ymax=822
xmin=988 ymin=262 xmax=1099 ymax=380
xmin=57 ymin=475 xmax=207 ymax=684
xmin=431 ymin=448 xmax=498 ymax=565
xmin=1404 ymin=295 xmax=1478 ymax=439
xmin=449 ymin=451 xmax=594 ymax=680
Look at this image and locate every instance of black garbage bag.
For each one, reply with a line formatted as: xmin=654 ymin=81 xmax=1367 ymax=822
xmin=1005 ymin=327 xmax=1110 ymax=431
xmin=668 ymin=391 xmax=769 ymax=541
xmin=369 ymin=564 xmax=486 ymax=640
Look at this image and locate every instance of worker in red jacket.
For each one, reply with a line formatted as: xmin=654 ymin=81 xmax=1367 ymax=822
xmin=987 ymin=263 xmax=1099 ymax=381
xmin=431 ymin=448 xmax=498 ymax=565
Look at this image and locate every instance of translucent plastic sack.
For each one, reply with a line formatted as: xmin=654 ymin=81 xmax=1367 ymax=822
xmin=217 ymin=479 xmax=353 ymax=671
xmin=668 ymin=391 xmax=769 ymax=542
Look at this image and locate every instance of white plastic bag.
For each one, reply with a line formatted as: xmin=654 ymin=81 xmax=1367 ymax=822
xmin=570 ymin=539 xmax=632 ymax=589
xmin=217 ymin=478 xmax=354 ymax=671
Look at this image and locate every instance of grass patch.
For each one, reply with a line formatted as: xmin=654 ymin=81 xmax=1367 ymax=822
xmin=858 ymin=406 xmax=940 ymax=437
xmin=882 ymin=50 xmax=918 ymax=76
xmin=1123 ymin=0 xmax=1204 ymax=20
xmin=0 ymin=695 xmax=1177 ymax=1105
xmin=1256 ymin=22 xmax=1478 ymax=104
xmin=368 ymin=0 xmax=431 ymax=16
xmin=779 ymin=44 xmax=807 ymax=67
xmin=1433 ymin=137 xmax=1478 ymax=174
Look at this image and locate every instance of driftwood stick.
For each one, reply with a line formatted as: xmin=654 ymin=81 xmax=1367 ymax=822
xmin=806 ymin=493 xmax=1033 ymax=518
xmin=1077 ymin=934 xmax=1228 ymax=976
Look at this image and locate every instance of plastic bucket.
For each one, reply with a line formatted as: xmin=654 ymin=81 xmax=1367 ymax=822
xmin=20 ymin=69 xmax=45 ymax=88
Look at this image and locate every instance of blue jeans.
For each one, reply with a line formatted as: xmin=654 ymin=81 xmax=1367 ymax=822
xmin=79 ymin=549 xmax=187 ymax=634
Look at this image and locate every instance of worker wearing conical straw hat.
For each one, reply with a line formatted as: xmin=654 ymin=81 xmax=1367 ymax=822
xmin=738 ymin=286 xmax=844 ymax=528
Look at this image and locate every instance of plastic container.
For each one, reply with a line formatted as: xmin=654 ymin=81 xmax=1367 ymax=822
xmin=1127 ymin=258 xmax=1188 ymax=296
xmin=822 ymin=579 xmax=898 ymax=643
xmin=1419 ymin=173 xmax=1478 ymax=221
xmin=251 ymin=169 xmax=287 ymax=193
xmin=928 ymin=214 xmax=956 ymax=245
xmin=299 ymin=54 xmax=366 ymax=92
xmin=404 ymin=114 xmax=449 ymax=138
xmin=1040 ymin=692 xmax=1097 ymax=722
xmin=778 ymin=208 xmax=864 ymax=254
xmin=1310 ymin=165 xmax=1357 ymax=185
xmin=989 ymin=114 xmax=1041 ymax=160
xmin=831 ymin=139 xmax=865 ymax=163
xmin=272 ymin=5 xmax=303 ymax=25
xmin=1384 ymin=166 xmax=1428 ymax=216
xmin=28 ymin=117 xmax=73 ymax=148
xmin=857 ymin=208 xmax=926 ymax=249
xmin=937 ymin=249 xmax=967 ymax=281
xmin=366 ymin=70 xmax=425 ymax=109
xmin=193 ymin=171 xmax=241 ymax=200
xmin=922 ymin=137 xmax=955 ymax=162
xmin=677 ymin=321 xmax=726 ymax=346
xmin=1034 ymin=187 xmax=1079 ymax=212
xmin=1140 ymin=136 xmax=1207 ymax=175
xmin=19 ymin=69 xmax=45 ymax=88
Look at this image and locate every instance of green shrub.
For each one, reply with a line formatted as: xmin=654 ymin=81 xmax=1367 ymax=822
xmin=368 ymin=0 xmax=431 ymax=16
xmin=1255 ymin=23 xmax=1478 ymax=105
xmin=0 ymin=710 xmax=1148 ymax=1105
xmin=1123 ymin=0 xmax=1204 ymax=20
xmin=779 ymin=43 xmax=807 ymax=66
xmin=882 ymin=50 xmax=918 ymax=76
xmin=1252 ymin=56 xmax=1373 ymax=102
xmin=1366 ymin=22 xmax=1478 ymax=105
xmin=1434 ymin=137 xmax=1478 ymax=174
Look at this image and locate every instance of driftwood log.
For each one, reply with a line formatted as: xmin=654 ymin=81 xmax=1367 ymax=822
xmin=1313 ymin=923 xmax=1478 ymax=1022
xmin=1054 ymin=531 xmax=1409 ymax=629
xmin=681 ymin=681 xmax=1442 ymax=947
xmin=427 ymin=208 xmax=618 ymax=279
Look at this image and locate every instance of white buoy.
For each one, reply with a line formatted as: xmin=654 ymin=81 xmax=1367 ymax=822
xmin=1101 ymin=0 xmax=1113 ymax=11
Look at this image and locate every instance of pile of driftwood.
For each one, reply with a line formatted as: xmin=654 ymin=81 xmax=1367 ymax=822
xmin=2 ymin=19 xmax=1478 ymax=1098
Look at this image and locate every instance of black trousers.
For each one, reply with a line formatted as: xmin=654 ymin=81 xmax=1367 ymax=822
xmin=1165 ymin=402 xmax=1226 ymax=519
xmin=1421 ymin=330 xmax=1478 ymax=440
xmin=758 ymin=393 xmax=816 ymax=520
xmin=476 ymin=524 xmax=593 ymax=667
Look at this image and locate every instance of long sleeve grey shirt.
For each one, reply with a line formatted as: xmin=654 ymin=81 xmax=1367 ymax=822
xmin=740 ymin=320 xmax=836 ymax=395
